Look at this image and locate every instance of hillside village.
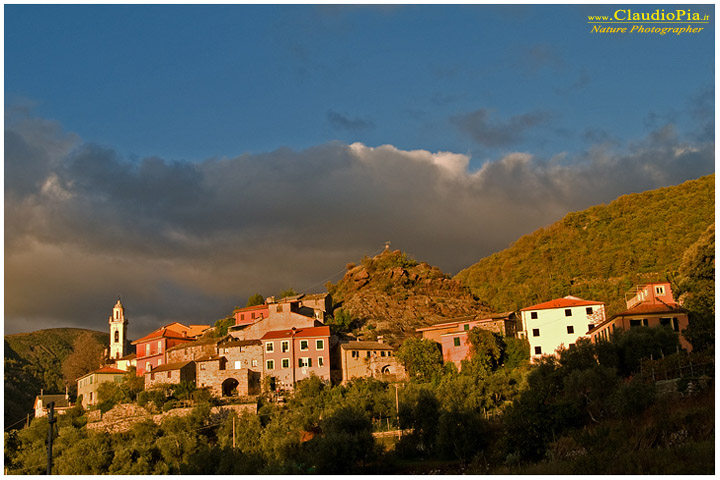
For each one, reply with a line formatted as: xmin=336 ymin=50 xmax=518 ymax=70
xmin=32 ymin=246 xmax=694 ymax=430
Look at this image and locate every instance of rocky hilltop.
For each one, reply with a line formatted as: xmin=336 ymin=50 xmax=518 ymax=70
xmin=328 ymin=249 xmax=490 ymax=345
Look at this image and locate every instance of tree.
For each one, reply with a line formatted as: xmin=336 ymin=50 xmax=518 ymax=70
xmin=213 ymin=316 xmax=235 ymax=337
xmin=62 ymin=332 xmax=106 ymax=389
xmin=246 ymin=293 xmax=265 ymax=307
xmin=395 ymin=337 xmax=443 ymax=381
xmin=278 ymin=288 xmax=298 ymax=299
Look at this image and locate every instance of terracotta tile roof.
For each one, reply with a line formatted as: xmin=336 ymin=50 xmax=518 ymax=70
xmin=614 ymin=302 xmax=685 ymax=317
xmin=521 ymin=296 xmax=603 ymax=311
xmin=260 ymin=325 xmax=331 ymax=340
xmin=340 ymin=341 xmax=394 ymax=351
xmin=119 ymin=352 xmax=136 ymax=361
xmin=131 ymin=325 xmax=191 ymax=345
xmin=147 ymin=361 xmax=194 ymax=373
xmin=194 ymin=355 xmax=225 ymax=363
xmin=232 ymin=304 xmax=269 ymax=313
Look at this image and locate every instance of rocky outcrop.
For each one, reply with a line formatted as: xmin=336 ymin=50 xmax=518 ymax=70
xmin=329 ymin=250 xmax=491 ymax=345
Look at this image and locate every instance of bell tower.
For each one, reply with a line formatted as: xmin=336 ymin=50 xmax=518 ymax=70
xmin=108 ymin=298 xmax=128 ymax=360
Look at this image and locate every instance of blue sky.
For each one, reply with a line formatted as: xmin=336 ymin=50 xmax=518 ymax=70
xmin=4 ymin=4 xmax=715 ymax=336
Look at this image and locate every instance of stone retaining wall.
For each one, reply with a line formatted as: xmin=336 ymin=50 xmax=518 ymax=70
xmin=86 ymin=402 xmax=258 ymax=434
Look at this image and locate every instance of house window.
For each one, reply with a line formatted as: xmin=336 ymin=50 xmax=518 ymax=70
xmin=316 ymin=339 xmax=324 ymax=350
xmin=318 ymin=357 xmax=324 ymax=367
xmin=281 ymin=340 xmax=289 ymax=353
xmin=586 ymin=307 xmax=593 ymax=315
xmin=366 ymin=351 xmax=371 ymax=358
xmin=299 ymin=357 xmax=312 ymax=368
xmin=150 ymin=373 xmax=155 ymax=380
xmin=534 ymin=346 xmax=542 ymax=355
xmin=642 ymin=319 xmax=649 ymax=326
xmin=672 ymin=318 xmax=679 ymax=332
xmin=251 ymin=312 xmax=256 ymax=319
xmin=453 ymin=337 xmax=461 ymax=347
xmin=114 ymin=331 xmax=119 ymax=342
xmin=282 ymin=358 xmax=290 ymax=369
xmin=265 ymin=342 xmax=274 ymax=353
xmin=381 ymin=351 xmax=386 ymax=357
xmin=266 ymin=360 xmax=274 ymax=370
xmin=464 ymin=324 xmax=470 ymax=331
xmin=146 ymin=362 xmax=151 ymax=372
xmin=352 ymin=350 xmax=359 ymax=358
xmin=168 ymin=371 xmax=172 ymax=379
xmin=200 ymin=363 xmax=206 ymax=370
xmin=532 ymin=328 xmax=540 ymax=337
xmin=235 ymin=361 xmax=242 ymax=369
xmin=630 ymin=319 xmax=642 ymax=327
xmin=660 ymin=317 xmax=671 ymax=327
xmin=588 ymin=324 xmax=594 ymax=332
xmin=300 ymin=340 xmax=309 ymax=351
xmin=252 ymin=359 xmax=258 ymax=367
xmin=565 ymin=309 xmax=572 ymax=317
xmin=146 ymin=345 xmax=151 ymax=356
xmin=567 ymin=326 xmax=574 ymax=334
xmin=157 ymin=340 xmax=162 ymax=350
xmin=655 ymin=286 xmax=665 ymax=295
xmin=531 ymin=312 xmax=538 ymax=319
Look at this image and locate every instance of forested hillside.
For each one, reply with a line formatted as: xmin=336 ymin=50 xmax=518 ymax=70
xmin=4 ymin=328 xmax=108 ymax=429
xmin=455 ymin=175 xmax=715 ymax=315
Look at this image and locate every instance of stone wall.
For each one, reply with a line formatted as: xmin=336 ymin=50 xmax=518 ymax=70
xmin=167 ymin=341 xmax=217 ymax=363
xmin=86 ymin=402 xmax=258 ymax=434
xmin=197 ymin=363 xmax=260 ymax=397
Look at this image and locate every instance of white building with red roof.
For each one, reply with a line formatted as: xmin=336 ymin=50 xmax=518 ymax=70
xmin=519 ymin=295 xmax=606 ymax=361
xmin=260 ymin=325 xmax=332 ymax=391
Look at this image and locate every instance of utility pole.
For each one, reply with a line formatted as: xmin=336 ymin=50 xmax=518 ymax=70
xmin=232 ymin=416 xmax=236 ymax=449
xmin=394 ymin=384 xmax=400 ymax=437
xmin=47 ymin=402 xmax=56 ymax=475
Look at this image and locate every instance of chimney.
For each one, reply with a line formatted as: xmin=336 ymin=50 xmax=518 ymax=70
xmin=377 ymin=335 xmax=384 ymax=344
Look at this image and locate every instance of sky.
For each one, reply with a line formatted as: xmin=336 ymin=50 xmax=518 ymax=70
xmin=4 ymin=4 xmax=715 ymax=338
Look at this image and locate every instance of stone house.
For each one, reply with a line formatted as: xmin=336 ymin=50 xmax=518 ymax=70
xmin=144 ymin=361 xmax=197 ymax=390
xmin=196 ymin=353 xmax=261 ymax=397
xmin=230 ymin=295 xmax=326 ymax=341
xmin=339 ymin=339 xmax=406 ymax=383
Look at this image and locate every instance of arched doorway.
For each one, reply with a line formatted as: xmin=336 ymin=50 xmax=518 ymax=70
xmin=222 ymin=378 xmax=239 ymax=397
xmin=381 ymin=365 xmax=392 ymax=375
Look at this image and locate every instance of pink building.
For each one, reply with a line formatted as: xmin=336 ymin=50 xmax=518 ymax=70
xmin=132 ymin=322 xmax=210 ymax=376
xmin=261 ymin=325 xmax=331 ymax=391
xmin=588 ymin=282 xmax=691 ymax=351
xmin=417 ymin=313 xmax=517 ymax=369
xmin=233 ymin=304 xmax=270 ymax=326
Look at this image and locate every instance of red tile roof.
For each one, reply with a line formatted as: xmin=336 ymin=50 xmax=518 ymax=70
xmin=261 ymin=326 xmax=330 ymax=340
xmin=131 ymin=325 xmax=191 ymax=345
xmin=521 ymin=296 xmax=603 ymax=311
xmin=76 ymin=365 xmax=126 ymax=381
xmin=614 ymin=302 xmax=686 ymax=317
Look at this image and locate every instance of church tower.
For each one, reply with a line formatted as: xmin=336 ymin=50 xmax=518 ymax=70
xmin=108 ymin=298 xmax=128 ymax=360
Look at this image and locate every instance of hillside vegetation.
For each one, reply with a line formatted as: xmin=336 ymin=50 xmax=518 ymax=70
xmin=455 ymin=175 xmax=715 ymax=315
xmin=4 ymin=328 xmax=108 ymax=429
xmin=327 ymin=250 xmax=490 ymax=345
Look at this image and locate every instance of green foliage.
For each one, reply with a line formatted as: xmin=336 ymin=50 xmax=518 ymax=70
xmin=246 ymin=293 xmax=265 ymax=307
xmin=395 ymin=337 xmax=443 ymax=381
xmin=456 ymin=175 xmax=714 ymax=315
xmin=675 ymin=222 xmax=715 ymax=351
xmin=326 ymin=308 xmax=354 ymax=333
xmin=278 ymin=288 xmax=298 ymax=299
xmin=213 ymin=316 xmax=235 ymax=337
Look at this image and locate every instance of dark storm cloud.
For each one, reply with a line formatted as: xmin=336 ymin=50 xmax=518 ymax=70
xmin=4 ymin=113 xmax=714 ymax=337
xmin=451 ymin=108 xmax=551 ymax=147
xmin=326 ymin=110 xmax=374 ymax=132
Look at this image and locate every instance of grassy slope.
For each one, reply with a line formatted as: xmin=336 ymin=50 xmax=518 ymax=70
xmin=455 ymin=175 xmax=715 ymax=316
xmin=4 ymin=328 xmax=108 ymax=428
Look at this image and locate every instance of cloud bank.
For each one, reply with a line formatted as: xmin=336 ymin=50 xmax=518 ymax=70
xmin=4 ymin=111 xmax=713 ymax=337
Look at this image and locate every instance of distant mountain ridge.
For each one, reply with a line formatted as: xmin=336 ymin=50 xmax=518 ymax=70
xmin=454 ymin=174 xmax=715 ymax=316
xmin=4 ymin=328 xmax=108 ymax=428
